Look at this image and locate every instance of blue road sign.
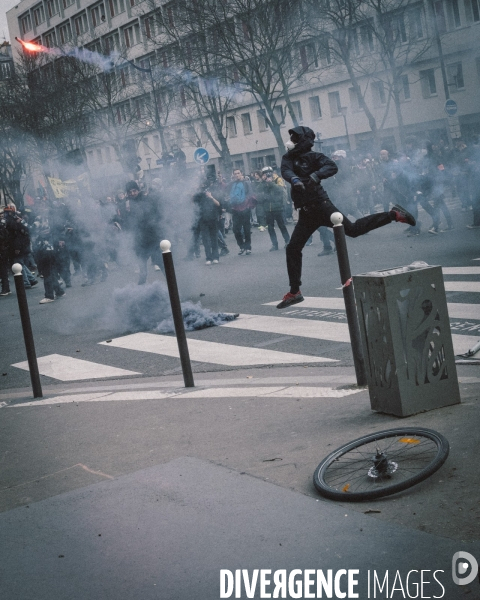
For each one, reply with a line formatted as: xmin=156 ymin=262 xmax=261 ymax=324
xmin=193 ymin=148 xmax=210 ymax=164
xmin=444 ymin=99 xmax=458 ymax=116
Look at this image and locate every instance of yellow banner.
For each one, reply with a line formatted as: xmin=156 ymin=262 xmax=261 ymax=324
xmin=48 ymin=174 xmax=90 ymax=198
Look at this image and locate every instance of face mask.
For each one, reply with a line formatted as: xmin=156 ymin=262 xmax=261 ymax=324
xmin=286 ymin=140 xmax=296 ymax=151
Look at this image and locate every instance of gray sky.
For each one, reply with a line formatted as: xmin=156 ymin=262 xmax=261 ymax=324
xmin=1 ymin=0 xmax=20 ymax=44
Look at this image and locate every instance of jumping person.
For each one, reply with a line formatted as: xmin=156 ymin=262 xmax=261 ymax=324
xmin=276 ymin=127 xmax=416 ymax=309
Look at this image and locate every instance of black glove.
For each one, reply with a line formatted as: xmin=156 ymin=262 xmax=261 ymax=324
xmin=291 ymin=177 xmax=305 ymax=190
xmin=309 ymin=172 xmax=321 ymax=185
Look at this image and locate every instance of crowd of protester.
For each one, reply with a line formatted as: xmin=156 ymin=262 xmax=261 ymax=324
xmin=0 ymin=134 xmax=479 ymax=304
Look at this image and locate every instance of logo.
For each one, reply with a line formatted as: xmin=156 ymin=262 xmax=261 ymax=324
xmin=452 ymin=551 xmax=478 ymax=586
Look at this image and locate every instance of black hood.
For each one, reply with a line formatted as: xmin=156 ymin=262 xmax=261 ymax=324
xmin=287 ymin=126 xmax=316 ymax=156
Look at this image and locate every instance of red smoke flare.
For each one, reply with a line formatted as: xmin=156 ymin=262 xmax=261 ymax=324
xmin=15 ymin=37 xmax=47 ymax=53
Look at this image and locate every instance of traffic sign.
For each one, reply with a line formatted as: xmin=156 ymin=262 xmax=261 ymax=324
xmin=444 ymin=99 xmax=458 ymax=117
xmin=193 ymin=147 xmax=210 ymax=164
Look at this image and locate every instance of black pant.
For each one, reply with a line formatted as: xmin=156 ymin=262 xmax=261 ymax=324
xmin=232 ymin=210 xmax=251 ymax=251
xmin=0 ymin=253 xmax=10 ymax=293
xmin=200 ymin=219 xmax=219 ymax=261
xmin=286 ymin=199 xmax=392 ymax=291
xmin=266 ymin=210 xmax=290 ymax=248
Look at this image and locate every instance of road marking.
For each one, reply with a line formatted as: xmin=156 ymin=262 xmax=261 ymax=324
xmin=3 ymin=385 xmax=362 ymax=407
xmin=222 ymin=314 xmax=351 ymax=342
xmin=100 ymin=333 xmax=337 ymax=365
xmin=178 ymin=386 xmax=362 ymax=399
xmin=11 ymin=354 xmax=140 ymax=381
xmin=264 ymin=297 xmax=344 ymax=309
xmin=442 ymin=267 xmax=480 ymax=275
xmin=224 ymin=313 xmax=478 ymax=355
xmin=444 ymin=282 xmax=480 ymax=293
xmin=451 ymin=334 xmax=480 ymax=355
xmin=267 ymin=296 xmax=480 ymax=320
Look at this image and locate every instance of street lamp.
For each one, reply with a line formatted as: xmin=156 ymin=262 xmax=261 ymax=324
xmin=339 ymin=107 xmax=351 ymax=152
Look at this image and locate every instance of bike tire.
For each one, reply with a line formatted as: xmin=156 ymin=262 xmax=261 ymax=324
xmin=313 ymin=427 xmax=449 ymax=501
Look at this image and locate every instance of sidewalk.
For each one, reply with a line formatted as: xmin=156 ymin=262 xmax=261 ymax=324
xmin=0 ymin=364 xmax=479 ymax=599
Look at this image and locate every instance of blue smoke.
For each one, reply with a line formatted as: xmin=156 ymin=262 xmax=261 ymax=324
xmin=105 ymin=281 xmax=238 ymax=333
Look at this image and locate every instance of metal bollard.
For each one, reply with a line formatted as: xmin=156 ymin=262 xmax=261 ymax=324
xmin=330 ymin=213 xmax=367 ymax=386
xmin=160 ymin=240 xmax=195 ymax=388
xmin=12 ymin=263 xmax=43 ymax=398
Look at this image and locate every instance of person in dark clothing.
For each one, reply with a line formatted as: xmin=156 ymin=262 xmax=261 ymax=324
xmin=4 ymin=205 xmax=38 ymax=289
xmin=34 ymin=225 xmax=66 ymax=303
xmin=0 ymin=208 xmax=11 ymax=296
xmin=126 ymin=180 xmax=163 ymax=285
xmin=259 ymin=168 xmax=290 ymax=251
xmin=277 ymin=126 xmax=416 ymax=309
xmin=192 ymin=178 xmax=222 ymax=265
xmin=228 ymin=169 xmax=256 ymax=255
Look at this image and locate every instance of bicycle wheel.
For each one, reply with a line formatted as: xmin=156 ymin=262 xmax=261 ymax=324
xmin=313 ymin=427 xmax=449 ymax=501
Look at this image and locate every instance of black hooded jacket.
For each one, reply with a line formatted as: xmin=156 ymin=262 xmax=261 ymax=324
xmin=281 ymin=127 xmax=338 ymax=209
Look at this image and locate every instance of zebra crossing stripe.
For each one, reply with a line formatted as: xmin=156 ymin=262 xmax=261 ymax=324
xmin=267 ymin=296 xmax=480 ymax=320
xmin=263 ymin=297 xmax=345 ymax=309
xmin=99 ymin=333 xmax=337 ymax=365
xmin=444 ymin=282 xmax=480 ymax=293
xmin=222 ymin=314 xmax=351 ymax=342
xmin=11 ymin=354 xmax=140 ymax=381
xmin=224 ymin=313 xmax=478 ymax=356
xmin=442 ymin=267 xmax=480 ymax=275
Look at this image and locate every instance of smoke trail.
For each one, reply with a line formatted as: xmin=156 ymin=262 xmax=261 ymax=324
xmin=104 ymin=281 xmax=238 ymax=334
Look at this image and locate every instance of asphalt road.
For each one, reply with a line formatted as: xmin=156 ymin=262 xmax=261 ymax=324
xmin=1 ymin=202 xmax=479 ymax=390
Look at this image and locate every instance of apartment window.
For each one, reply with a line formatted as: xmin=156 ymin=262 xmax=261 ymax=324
xmin=241 ymin=113 xmax=252 ymax=135
xmin=401 ymin=74 xmax=411 ymax=100
xmin=434 ymin=1 xmax=447 ymax=33
xmin=328 ymin=91 xmax=342 ymax=117
xmin=142 ymin=138 xmax=151 ymax=155
xmin=257 ymin=109 xmax=269 ymax=132
xmin=119 ymin=66 xmax=130 ymax=87
xmin=408 ymin=7 xmax=425 ymax=39
xmin=153 ymin=135 xmax=161 ymax=151
xmin=371 ymin=81 xmax=387 ymax=106
xmin=62 ymin=0 xmax=75 ymax=9
xmin=465 ymin=0 xmax=480 ymax=21
xmin=447 ymin=62 xmax=465 ymax=90
xmin=46 ymin=0 xmax=59 ymax=18
xmin=449 ymin=0 xmax=461 ymax=27
xmin=74 ymin=14 xmax=88 ymax=36
xmin=389 ymin=14 xmax=407 ymax=43
xmin=33 ymin=5 xmax=45 ymax=26
xmin=226 ymin=116 xmax=237 ymax=137
xmin=59 ymin=23 xmax=72 ymax=43
xmin=0 ymin=62 xmax=12 ymax=80
xmin=348 ymin=87 xmax=362 ymax=112
xmin=144 ymin=17 xmax=154 ymax=39
xmin=44 ymin=31 xmax=56 ymax=47
xmin=91 ymin=6 xmax=106 ymax=28
xmin=299 ymin=44 xmax=317 ymax=72
xmin=124 ymin=26 xmax=133 ymax=47
xmin=250 ymin=157 xmax=265 ymax=171
xmin=96 ymin=149 xmax=104 ymax=165
xmin=108 ymin=0 xmax=125 ymax=16
xmin=105 ymin=33 xmax=119 ymax=53
xmin=20 ymin=14 xmax=32 ymax=34
xmin=291 ymin=101 xmax=303 ymax=122
xmin=175 ymin=129 xmax=183 ymax=145
xmin=318 ymin=38 xmax=331 ymax=66
xmin=116 ymin=102 xmax=131 ymax=124
xmin=360 ymin=22 xmax=374 ymax=52
xmin=273 ymin=105 xmax=284 ymax=125
xmin=309 ymin=96 xmax=322 ymax=120
xmin=420 ymin=69 xmax=437 ymax=97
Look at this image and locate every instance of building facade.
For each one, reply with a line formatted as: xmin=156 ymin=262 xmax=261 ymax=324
xmin=7 ymin=0 xmax=480 ymax=184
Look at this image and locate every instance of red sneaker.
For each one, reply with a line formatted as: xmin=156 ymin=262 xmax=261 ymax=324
xmin=391 ymin=204 xmax=416 ymax=226
xmin=276 ymin=291 xmax=304 ymax=309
